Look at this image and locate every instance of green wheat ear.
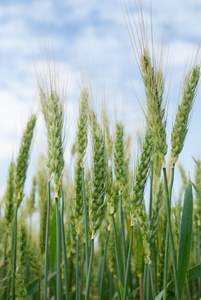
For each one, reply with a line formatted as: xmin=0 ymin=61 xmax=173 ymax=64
xmin=77 ymin=88 xmax=89 ymax=158
xmin=27 ymin=176 xmax=37 ymax=217
xmin=72 ymin=88 xmax=89 ymax=234
xmin=74 ymin=155 xmax=83 ymax=233
xmin=71 ymin=88 xmax=89 ymax=157
xmin=15 ymin=113 xmax=37 ymax=206
xmin=90 ymin=126 xmax=106 ymax=239
xmin=5 ymin=160 xmax=15 ymax=228
xmin=114 ymin=121 xmax=126 ymax=192
xmin=102 ymin=108 xmax=113 ymax=161
xmin=20 ymin=223 xmax=28 ymax=278
xmin=37 ymin=156 xmax=48 ymax=258
xmin=106 ymin=167 xmax=117 ymax=217
xmin=150 ymin=182 xmax=163 ymax=248
xmin=141 ymin=49 xmax=167 ymax=166
xmin=135 ymin=206 xmax=151 ymax=264
xmin=131 ymin=129 xmax=153 ymax=223
xmin=107 ymin=225 xmax=116 ymax=273
xmin=178 ymin=163 xmax=188 ymax=187
xmin=171 ymin=65 xmax=200 ymax=164
xmin=40 ymin=89 xmax=65 ymax=196
xmin=15 ymin=269 xmax=28 ymax=299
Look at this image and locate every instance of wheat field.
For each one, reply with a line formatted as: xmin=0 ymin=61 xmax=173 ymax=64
xmin=1 ymin=3 xmax=201 ymax=300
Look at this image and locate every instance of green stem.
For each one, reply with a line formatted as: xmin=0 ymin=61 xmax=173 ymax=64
xmin=112 ymin=214 xmax=123 ymax=285
xmin=149 ymin=264 xmax=155 ymax=299
xmin=153 ymin=242 xmax=157 ymax=296
xmin=120 ymin=192 xmax=126 ymax=276
xmin=143 ymin=264 xmax=147 ymax=300
xmin=60 ymin=185 xmax=69 ymax=300
xmin=76 ymin=234 xmax=80 ymax=300
xmin=44 ymin=181 xmax=51 ymax=300
xmin=80 ymin=244 xmax=85 ymax=299
xmin=55 ymin=197 xmax=61 ymax=300
xmin=163 ymin=167 xmax=180 ymax=299
xmin=7 ymin=266 xmax=11 ymax=300
xmin=146 ymin=263 xmax=149 ymax=300
xmin=85 ymin=239 xmax=94 ymax=300
xmin=163 ymin=228 xmax=169 ymax=299
xmin=82 ymin=168 xmax=89 ymax=279
xmin=11 ymin=199 xmax=19 ymax=300
xmin=109 ymin=271 xmax=112 ymax=300
xmin=99 ymin=230 xmax=110 ymax=299
xmin=147 ymin=160 xmax=153 ymax=299
xmin=123 ymin=226 xmax=133 ymax=300
xmin=163 ymin=166 xmax=175 ymax=299
xmin=38 ymin=266 xmax=41 ymax=300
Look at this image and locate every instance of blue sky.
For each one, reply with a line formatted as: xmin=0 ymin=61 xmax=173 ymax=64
xmin=1 ymin=0 xmax=201 ymax=201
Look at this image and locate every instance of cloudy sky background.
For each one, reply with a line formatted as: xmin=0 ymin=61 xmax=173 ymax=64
xmin=1 ymin=0 xmax=201 ymax=203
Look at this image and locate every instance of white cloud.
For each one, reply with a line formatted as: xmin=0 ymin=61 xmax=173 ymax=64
xmin=0 ymin=1 xmax=55 ymax=23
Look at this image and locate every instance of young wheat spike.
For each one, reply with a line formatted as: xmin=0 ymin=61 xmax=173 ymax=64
xmin=150 ymin=182 xmax=163 ymax=248
xmin=90 ymin=127 xmax=106 ymax=238
xmin=114 ymin=122 xmax=126 ymax=192
xmin=123 ymin=134 xmax=132 ymax=213
xmin=74 ymin=155 xmax=83 ymax=233
xmin=107 ymin=226 xmax=116 ymax=273
xmin=40 ymin=89 xmax=65 ymax=195
xmin=171 ymin=65 xmax=200 ymax=164
xmin=178 ymin=163 xmax=188 ymax=187
xmin=77 ymin=88 xmax=89 ymax=158
xmin=37 ymin=156 xmax=48 ymax=257
xmin=20 ymin=223 xmax=28 ymax=281
xmin=71 ymin=88 xmax=89 ymax=158
xmin=125 ymin=3 xmax=167 ymax=166
xmin=131 ymin=129 xmax=152 ymax=224
xmin=5 ymin=160 xmax=15 ymax=228
xmin=88 ymin=107 xmax=99 ymax=133
xmin=15 ymin=113 xmax=37 ymax=206
xmin=124 ymin=134 xmax=131 ymax=167
xmin=27 ymin=176 xmax=37 ymax=217
xmin=73 ymin=88 xmax=89 ymax=234
xmin=102 ymin=108 xmax=113 ymax=161
xmin=15 ymin=270 xmax=28 ymax=300
xmin=106 ymin=167 xmax=118 ymax=217
xmin=136 ymin=205 xmax=151 ymax=264
xmin=141 ymin=49 xmax=167 ymax=166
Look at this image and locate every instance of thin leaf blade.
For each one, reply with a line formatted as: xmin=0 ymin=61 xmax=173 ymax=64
xmin=177 ymin=182 xmax=193 ymax=296
xmin=136 ymin=225 xmax=144 ymax=276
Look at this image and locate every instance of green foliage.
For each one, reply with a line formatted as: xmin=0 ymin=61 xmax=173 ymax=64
xmin=177 ymin=182 xmax=193 ymax=296
xmin=136 ymin=226 xmax=144 ymax=276
xmin=50 ymin=205 xmax=57 ymax=270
